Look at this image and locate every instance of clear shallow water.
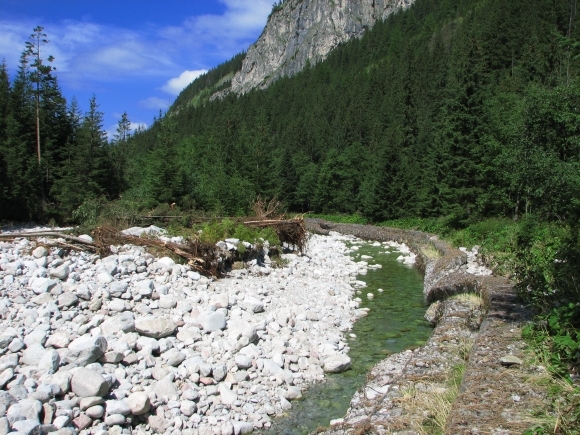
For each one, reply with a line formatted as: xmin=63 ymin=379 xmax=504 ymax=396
xmin=263 ymin=242 xmax=432 ymax=435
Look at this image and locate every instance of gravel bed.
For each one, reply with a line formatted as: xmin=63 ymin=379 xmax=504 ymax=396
xmin=0 ymin=228 xmax=415 ymax=435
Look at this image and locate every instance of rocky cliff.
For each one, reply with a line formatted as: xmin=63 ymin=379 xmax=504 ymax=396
xmin=220 ymin=0 xmax=414 ymax=97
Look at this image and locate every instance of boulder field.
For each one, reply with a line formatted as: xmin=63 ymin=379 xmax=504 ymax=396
xmin=0 ymin=229 xmax=415 ymax=435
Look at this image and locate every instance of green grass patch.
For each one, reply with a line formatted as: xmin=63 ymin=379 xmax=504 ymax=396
xmin=378 ymin=216 xmax=459 ymax=236
xmin=523 ymin=322 xmax=580 ymax=435
xmin=306 ymin=213 xmax=369 ymax=224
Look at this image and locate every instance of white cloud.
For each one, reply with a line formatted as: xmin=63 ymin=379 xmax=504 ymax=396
xmin=0 ymin=22 xmax=34 ymax=69
xmin=0 ymin=1 xmax=275 ymax=82
xmin=130 ymin=121 xmax=148 ymax=132
xmin=0 ymin=19 xmax=177 ymax=82
xmin=161 ymin=70 xmax=208 ymax=95
xmin=139 ymin=97 xmax=171 ymax=110
xmin=160 ymin=0 xmax=273 ymax=56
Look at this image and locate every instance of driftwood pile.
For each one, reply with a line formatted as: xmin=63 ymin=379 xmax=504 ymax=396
xmin=243 ymin=218 xmax=307 ymax=253
xmin=94 ymin=227 xmax=221 ymax=276
xmin=245 ymin=196 xmax=308 ymax=253
xmin=0 ymin=228 xmax=221 ymax=276
xmin=0 ymin=214 xmax=307 ymax=277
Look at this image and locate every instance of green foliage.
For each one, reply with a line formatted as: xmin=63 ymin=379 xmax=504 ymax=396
xmin=514 ymin=217 xmax=579 ymax=310
xmin=379 ymin=216 xmax=462 ymax=236
xmin=71 ymin=194 xmax=152 ymax=228
xmin=72 ymin=197 xmax=107 ymax=226
xmin=523 ymin=426 xmax=546 ymax=435
xmin=448 ymin=218 xmax=518 ymax=251
xmin=122 ymin=0 xmax=578 ymax=223
xmin=306 ymin=213 xmax=368 ymax=225
xmin=522 ymin=314 xmax=580 ymax=434
xmin=180 ymin=219 xmax=280 ymax=246
xmin=0 ymin=28 xmax=124 ymax=222
xmin=170 ymin=52 xmax=245 ymax=112
xmin=523 ymin=305 xmax=580 ymax=379
xmin=142 ymin=115 xmax=179 ymax=204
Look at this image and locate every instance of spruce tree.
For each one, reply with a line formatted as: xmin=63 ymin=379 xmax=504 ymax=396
xmin=24 ymin=26 xmax=56 ymax=165
xmin=87 ymin=96 xmax=113 ymax=195
xmin=0 ymin=61 xmax=11 ymax=214
xmin=143 ymin=115 xmax=178 ymax=204
xmin=50 ymin=98 xmax=85 ymax=215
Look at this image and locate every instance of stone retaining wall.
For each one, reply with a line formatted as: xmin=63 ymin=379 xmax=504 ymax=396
xmin=305 ymin=219 xmax=542 ymax=434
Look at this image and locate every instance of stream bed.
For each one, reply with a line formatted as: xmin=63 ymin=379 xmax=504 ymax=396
xmin=262 ymin=240 xmax=432 ymax=435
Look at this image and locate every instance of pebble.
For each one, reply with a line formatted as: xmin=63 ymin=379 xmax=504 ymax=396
xmin=134 ymin=316 xmax=177 ymax=338
xmin=499 ymin=355 xmax=523 ymax=366
xmin=71 ymin=368 xmax=110 ymax=397
xmin=323 ymin=354 xmax=352 ymax=373
xmin=127 ymin=392 xmax=150 ymax=415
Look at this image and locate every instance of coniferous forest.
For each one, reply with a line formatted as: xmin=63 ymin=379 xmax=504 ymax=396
xmin=0 ymin=26 xmax=124 ymax=222
xmin=1 ymin=0 xmax=578 ymax=226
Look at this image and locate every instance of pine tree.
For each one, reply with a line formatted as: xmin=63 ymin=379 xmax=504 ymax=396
xmin=3 ymin=53 xmax=39 ymax=219
xmin=276 ymin=147 xmax=299 ymax=209
xmin=143 ymin=115 xmax=178 ymax=204
xmin=113 ymin=112 xmax=131 ymax=144
xmin=50 ymin=98 xmax=85 ymax=215
xmin=78 ymin=95 xmax=112 ymax=199
xmin=24 ymin=26 xmax=56 ymax=165
xmin=0 ymin=60 xmax=11 ymax=214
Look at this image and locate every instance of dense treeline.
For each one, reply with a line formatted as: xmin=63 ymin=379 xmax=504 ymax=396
xmin=3 ymin=0 xmax=578 ymax=226
xmin=0 ymin=27 xmax=123 ymax=221
xmin=121 ymin=0 xmax=580 ymax=227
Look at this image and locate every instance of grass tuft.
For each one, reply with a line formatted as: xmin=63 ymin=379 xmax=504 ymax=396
xmin=398 ymin=363 xmax=467 ymax=435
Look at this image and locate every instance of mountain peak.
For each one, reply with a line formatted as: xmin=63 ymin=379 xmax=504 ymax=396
xmin=213 ymin=0 xmax=414 ymax=99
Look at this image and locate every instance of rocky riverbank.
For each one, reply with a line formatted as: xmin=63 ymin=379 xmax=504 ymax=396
xmin=306 ymin=219 xmax=547 ymax=435
xmin=0 ymin=227 xmax=418 ymax=435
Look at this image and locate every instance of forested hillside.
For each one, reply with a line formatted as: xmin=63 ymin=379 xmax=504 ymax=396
xmin=117 ymin=0 xmax=579 ymax=226
xmin=0 ymin=41 xmax=244 ymax=222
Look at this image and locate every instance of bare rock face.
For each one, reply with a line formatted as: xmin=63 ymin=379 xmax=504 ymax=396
xmin=224 ymin=0 xmax=414 ymax=97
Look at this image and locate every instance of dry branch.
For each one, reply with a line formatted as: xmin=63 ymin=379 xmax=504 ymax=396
xmin=251 ymin=196 xmax=283 ymax=220
xmin=243 ymin=216 xmax=308 ymax=253
xmin=0 ymin=231 xmax=95 ymax=246
xmin=91 ymin=227 xmax=219 ymax=276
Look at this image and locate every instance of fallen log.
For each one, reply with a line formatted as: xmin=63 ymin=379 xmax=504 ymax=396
xmin=0 ymin=231 xmax=96 ymax=246
xmin=243 ymin=219 xmax=302 ymax=226
xmin=91 ymin=227 xmax=219 ymax=276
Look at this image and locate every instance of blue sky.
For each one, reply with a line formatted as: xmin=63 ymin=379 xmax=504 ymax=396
xmin=0 ymin=0 xmax=275 ymax=138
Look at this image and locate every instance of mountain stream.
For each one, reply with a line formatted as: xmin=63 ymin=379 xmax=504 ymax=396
xmin=263 ymin=240 xmax=432 ymax=434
